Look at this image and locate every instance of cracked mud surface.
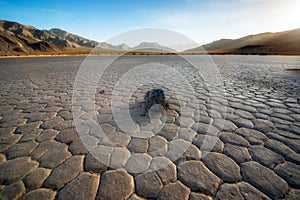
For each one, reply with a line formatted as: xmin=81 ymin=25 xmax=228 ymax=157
xmin=0 ymin=55 xmax=300 ymax=199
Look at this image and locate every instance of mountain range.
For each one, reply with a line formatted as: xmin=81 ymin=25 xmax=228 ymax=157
xmin=186 ymin=28 xmax=300 ymax=55
xmin=0 ymin=20 xmax=175 ymax=55
xmin=0 ymin=20 xmax=300 ymax=56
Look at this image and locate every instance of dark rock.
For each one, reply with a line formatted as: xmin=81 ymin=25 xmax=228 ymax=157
xmin=144 ymin=89 xmax=169 ymax=112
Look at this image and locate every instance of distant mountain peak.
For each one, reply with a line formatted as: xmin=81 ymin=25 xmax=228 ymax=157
xmin=116 ymin=43 xmax=130 ymax=50
xmin=132 ymin=41 xmax=176 ymax=52
xmin=48 ymin=28 xmax=68 ymax=36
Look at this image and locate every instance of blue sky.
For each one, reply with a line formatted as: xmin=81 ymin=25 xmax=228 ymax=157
xmin=1 ymin=0 xmax=299 ymax=46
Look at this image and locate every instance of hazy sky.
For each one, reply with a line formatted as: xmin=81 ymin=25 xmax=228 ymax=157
xmin=1 ymin=0 xmax=299 ymax=46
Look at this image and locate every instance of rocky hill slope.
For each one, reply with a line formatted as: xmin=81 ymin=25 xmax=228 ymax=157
xmin=186 ymin=28 xmax=300 ymax=55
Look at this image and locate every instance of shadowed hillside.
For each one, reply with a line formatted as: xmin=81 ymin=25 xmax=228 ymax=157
xmin=0 ymin=20 xmax=99 ymax=55
xmin=186 ymin=28 xmax=300 ymax=55
xmin=0 ymin=20 xmax=176 ymax=56
xmin=0 ymin=20 xmax=128 ymax=55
